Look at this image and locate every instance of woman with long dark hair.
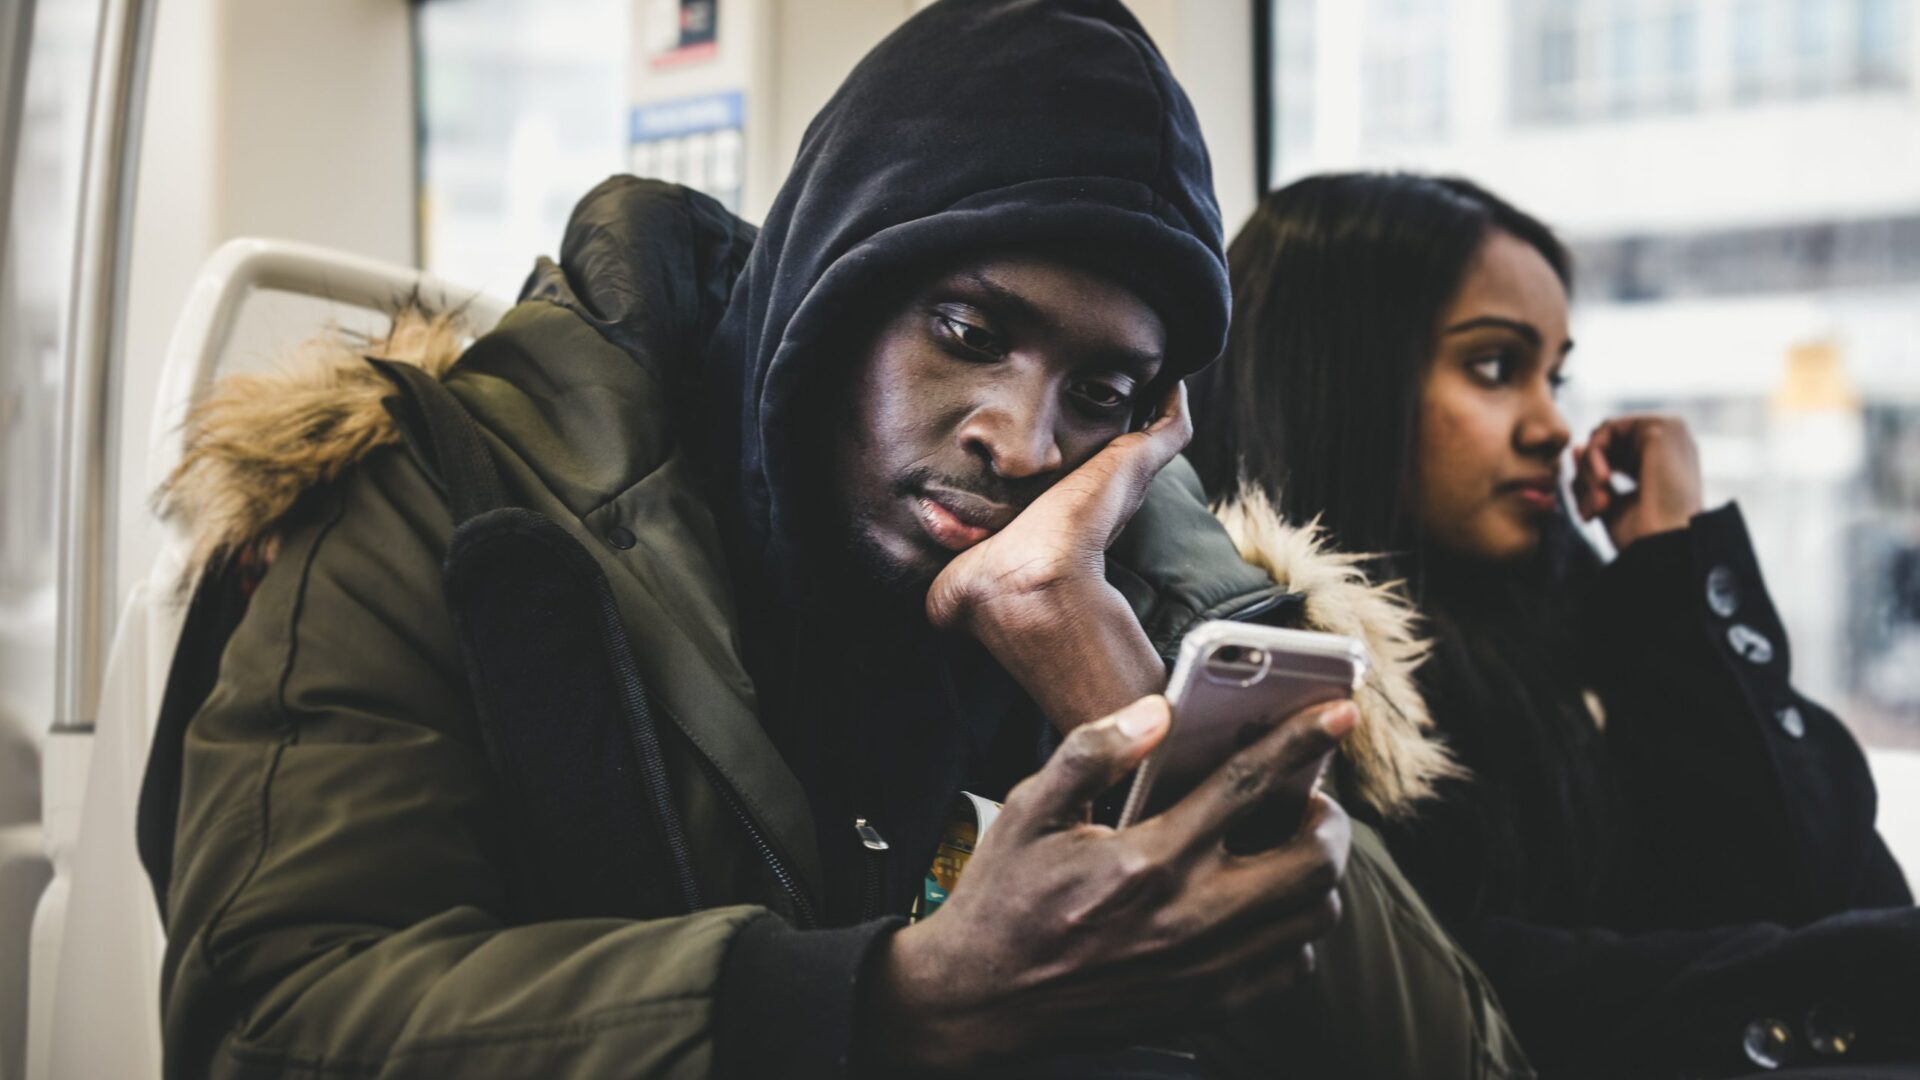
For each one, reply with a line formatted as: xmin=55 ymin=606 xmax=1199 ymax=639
xmin=1189 ymin=172 xmax=1918 ymax=1078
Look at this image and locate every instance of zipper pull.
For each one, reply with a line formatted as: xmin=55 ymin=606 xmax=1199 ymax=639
xmin=854 ymin=817 xmax=890 ymax=851
xmin=854 ymin=818 xmax=890 ymax=922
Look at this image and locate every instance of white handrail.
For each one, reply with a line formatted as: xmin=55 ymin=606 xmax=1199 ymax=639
xmin=145 ymin=236 xmax=511 ymax=501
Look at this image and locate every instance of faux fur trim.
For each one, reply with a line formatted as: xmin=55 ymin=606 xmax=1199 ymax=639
xmin=1215 ymin=487 xmax=1462 ymax=818
xmin=154 ymin=304 xmax=472 ymax=582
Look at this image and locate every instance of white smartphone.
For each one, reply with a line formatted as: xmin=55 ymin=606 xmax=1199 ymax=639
xmin=1117 ymin=621 xmax=1367 ymax=829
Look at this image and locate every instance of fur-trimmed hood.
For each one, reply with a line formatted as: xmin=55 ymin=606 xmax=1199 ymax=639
xmin=1214 ymin=490 xmax=1461 ymax=815
xmin=159 ymin=305 xmax=1453 ymax=818
xmin=155 ymin=306 xmax=476 ymax=576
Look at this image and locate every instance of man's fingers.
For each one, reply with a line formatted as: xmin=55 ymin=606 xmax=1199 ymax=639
xmin=999 ymin=696 xmax=1170 ymax=838
xmin=1167 ymin=882 xmax=1344 ymax=1019
xmin=1212 ymin=944 xmax=1315 ymax=1019
xmin=1153 ymin=701 xmax=1354 ymax=850
xmin=1215 ymin=791 xmax=1353 ymax=908
xmin=1034 ymin=384 xmax=1190 ymax=544
xmin=1142 ymin=381 xmax=1194 ymax=451
xmin=1103 ymin=382 xmax=1193 ymax=503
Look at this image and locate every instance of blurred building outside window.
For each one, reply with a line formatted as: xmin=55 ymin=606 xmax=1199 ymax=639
xmin=1726 ymin=0 xmax=1912 ymax=100
xmin=1363 ymin=0 xmax=1452 ymax=143
xmin=1515 ymin=0 xmax=1702 ymax=122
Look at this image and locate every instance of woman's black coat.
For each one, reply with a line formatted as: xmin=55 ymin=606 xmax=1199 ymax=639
xmin=1386 ymin=504 xmax=1917 ymax=1079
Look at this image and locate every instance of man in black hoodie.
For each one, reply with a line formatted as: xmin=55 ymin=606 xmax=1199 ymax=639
xmin=154 ymin=2 xmax=1367 ymax=1077
xmin=691 ymin=4 xmax=1364 ymax=1069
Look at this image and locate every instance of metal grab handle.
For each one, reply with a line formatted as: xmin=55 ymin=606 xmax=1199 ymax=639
xmin=53 ymin=0 xmax=156 ymax=736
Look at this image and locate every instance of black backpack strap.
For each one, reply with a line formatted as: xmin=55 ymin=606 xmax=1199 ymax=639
xmin=443 ymin=509 xmax=705 ymax=918
xmin=367 ymin=358 xmax=508 ymax=524
xmin=369 ymin=357 xmax=705 ymax=918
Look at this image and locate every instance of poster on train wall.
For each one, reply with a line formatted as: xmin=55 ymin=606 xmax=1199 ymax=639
xmin=630 ymin=90 xmax=745 ymax=212
xmin=647 ymin=0 xmax=719 ymax=68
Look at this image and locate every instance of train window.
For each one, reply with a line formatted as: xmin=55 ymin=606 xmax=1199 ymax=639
xmin=414 ymin=0 xmax=631 ymax=297
xmin=0 ymin=0 xmax=100 ymax=766
xmin=1 ymin=0 xmax=103 ymax=1073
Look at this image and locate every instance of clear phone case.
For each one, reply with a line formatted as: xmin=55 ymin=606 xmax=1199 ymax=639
xmin=1117 ymin=621 xmax=1367 ymax=828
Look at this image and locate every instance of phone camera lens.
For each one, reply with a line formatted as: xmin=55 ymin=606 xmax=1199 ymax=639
xmin=1203 ymin=643 xmax=1273 ymax=686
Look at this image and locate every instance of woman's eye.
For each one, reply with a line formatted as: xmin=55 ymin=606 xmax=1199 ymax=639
xmin=1468 ymin=352 xmax=1516 ymax=385
xmin=939 ymin=315 xmax=1004 ymax=357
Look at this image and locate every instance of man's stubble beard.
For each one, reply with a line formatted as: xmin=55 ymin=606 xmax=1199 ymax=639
xmin=838 ymin=506 xmax=945 ymax=608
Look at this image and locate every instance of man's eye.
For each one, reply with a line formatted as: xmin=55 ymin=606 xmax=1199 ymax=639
xmin=1071 ymin=380 xmax=1131 ymax=412
xmin=939 ymin=315 xmax=1005 ymax=357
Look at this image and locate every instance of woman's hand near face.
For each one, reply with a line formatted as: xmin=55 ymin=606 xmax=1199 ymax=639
xmin=1573 ymin=415 xmax=1704 ymax=550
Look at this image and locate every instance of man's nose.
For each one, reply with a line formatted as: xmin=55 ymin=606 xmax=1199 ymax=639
xmin=959 ymin=391 xmax=1065 ymax=480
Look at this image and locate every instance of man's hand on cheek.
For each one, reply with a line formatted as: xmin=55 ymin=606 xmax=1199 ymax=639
xmin=930 ymin=381 xmax=1187 ymax=608
xmin=926 ymin=382 xmax=1191 ymax=635
xmin=925 ymin=384 xmax=1194 ymax=729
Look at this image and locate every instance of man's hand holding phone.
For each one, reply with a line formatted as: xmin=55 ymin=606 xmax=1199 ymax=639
xmin=862 ymin=694 xmax=1356 ymax=1073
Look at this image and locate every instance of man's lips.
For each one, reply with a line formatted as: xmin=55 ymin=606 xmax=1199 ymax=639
xmin=912 ymin=486 xmax=1018 ymax=552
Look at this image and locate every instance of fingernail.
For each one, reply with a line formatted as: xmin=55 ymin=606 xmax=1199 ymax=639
xmin=1117 ymin=697 xmax=1169 ymax=740
xmin=1317 ymin=702 xmax=1356 ymax=739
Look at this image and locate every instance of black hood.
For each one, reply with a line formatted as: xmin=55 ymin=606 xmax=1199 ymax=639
xmin=704 ymin=0 xmax=1230 ymax=584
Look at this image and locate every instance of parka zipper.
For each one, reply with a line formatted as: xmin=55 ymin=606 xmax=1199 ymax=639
xmin=696 ymin=755 xmax=820 ymax=928
xmin=854 ymin=818 xmax=890 ymax=922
